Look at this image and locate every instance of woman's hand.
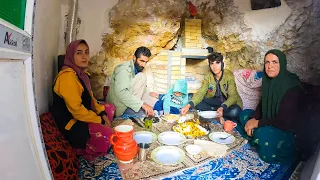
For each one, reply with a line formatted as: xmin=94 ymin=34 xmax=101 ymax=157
xmin=180 ymin=104 xmax=191 ymax=115
xmin=149 ymin=92 xmax=159 ymax=99
xmin=244 ymin=118 xmax=259 ymax=137
xmin=102 ymin=115 xmax=111 ymax=127
xmin=216 ymin=107 xmax=224 ymax=118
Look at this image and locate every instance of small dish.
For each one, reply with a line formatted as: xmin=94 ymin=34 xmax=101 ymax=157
xmin=134 ymin=131 xmax=157 ymax=144
xmin=143 ymin=116 xmax=160 ymax=123
xmin=185 ymin=144 xmax=202 ymax=155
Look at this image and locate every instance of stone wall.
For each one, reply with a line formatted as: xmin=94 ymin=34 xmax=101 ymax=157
xmin=62 ymin=0 xmax=320 ymax=99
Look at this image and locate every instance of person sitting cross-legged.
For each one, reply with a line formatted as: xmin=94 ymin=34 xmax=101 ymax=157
xmin=237 ymin=49 xmax=304 ymax=164
xmin=107 ymin=46 xmax=159 ymax=117
xmin=180 ymin=52 xmax=243 ymax=124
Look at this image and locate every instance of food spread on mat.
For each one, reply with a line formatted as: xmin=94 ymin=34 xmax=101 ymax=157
xmin=119 ymin=112 xmax=234 ymax=167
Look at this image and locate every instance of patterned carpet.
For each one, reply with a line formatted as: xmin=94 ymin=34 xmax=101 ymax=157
xmin=79 ymin=143 xmax=297 ymax=180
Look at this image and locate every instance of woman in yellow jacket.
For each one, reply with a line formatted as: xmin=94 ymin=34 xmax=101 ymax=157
xmin=51 ymin=39 xmax=115 ymax=161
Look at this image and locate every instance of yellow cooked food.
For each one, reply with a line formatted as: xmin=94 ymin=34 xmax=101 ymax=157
xmin=173 ymin=121 xmax=208 ymax=138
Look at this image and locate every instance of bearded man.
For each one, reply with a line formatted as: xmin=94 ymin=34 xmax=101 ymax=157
xmin=107 ymin=46 xmax=158 ymax=117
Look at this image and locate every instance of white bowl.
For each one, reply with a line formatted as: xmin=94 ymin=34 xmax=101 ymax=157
xmin=185 ymin=144 xmax=202 ymax=155
xmin=198 ymin=111 xmax=217 ymax=119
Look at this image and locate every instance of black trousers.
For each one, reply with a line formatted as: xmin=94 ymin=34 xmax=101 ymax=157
xmin=195 ymin=97 xmax=242 ymax=120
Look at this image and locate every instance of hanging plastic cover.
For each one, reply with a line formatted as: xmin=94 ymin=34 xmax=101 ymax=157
xmin=251 ymin=0 xmax=281 ymax=10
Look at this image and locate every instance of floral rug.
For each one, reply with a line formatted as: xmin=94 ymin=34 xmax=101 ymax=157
xmin=162 ymin=143 xmax=297 ymax=180
xmin=79 ymin=143 xmax=296 ymax=180
xmin=78 ymin=120 xmax=296 ymax=180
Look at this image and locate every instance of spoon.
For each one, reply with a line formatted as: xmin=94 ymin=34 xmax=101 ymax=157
xmin=219 ymin=134 xmax=232 ymax=140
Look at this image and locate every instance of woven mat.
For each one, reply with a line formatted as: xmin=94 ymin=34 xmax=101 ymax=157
xmin=113 ymin=119 xmax=247 ymax=180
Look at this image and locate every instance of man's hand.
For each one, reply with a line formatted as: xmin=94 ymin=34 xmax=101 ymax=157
xmin=102 ymin=115 xmax=111 ymax=127
xmin=149 ymin=92 xmax=159 ymax=99
xmin=244 ymin=118 xmax=259 ymax=137
xmin=180 ymin=104 xmax=191 ymax=115
xmin=216 ymin=107 xmax=224 ymax=118
xmin=142 ymin=103 xmax=154 ymax=116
